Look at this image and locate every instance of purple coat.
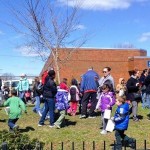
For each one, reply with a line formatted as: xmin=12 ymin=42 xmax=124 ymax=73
xmin=55 ymin=89 xmax=70 ymax=111
xmin=96 ymin=92 xmax=116 ymax=112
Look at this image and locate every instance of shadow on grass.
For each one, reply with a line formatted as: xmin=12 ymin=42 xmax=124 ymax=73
xmin=65 ymin=119 xmax=77 ymax=127
xmin=147 ymin=113 xmax=150 ymax=120
xmin=0 ymin=119 xmax=6 ymax=122
xmin=138 ymin=115 xmax=143 ymax=120
xmin=19 ymin=126 xmax=35 ymax=133
xmin=129 ymin=115 xmax=143 ymax=120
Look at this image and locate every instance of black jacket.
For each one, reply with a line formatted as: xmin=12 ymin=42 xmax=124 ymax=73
xmin=33 ymin=81 xmax=41 ymax=97
xmin=144 ymin=75 xmax=150 ymax=94
xmin=126 ymin=76 xmax=140 ymax=101
xmin=43 ymin=76 xmax=57 ymax=98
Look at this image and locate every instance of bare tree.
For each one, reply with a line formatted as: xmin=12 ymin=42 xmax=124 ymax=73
xmin=3 ymin=0 xmax=87 ymax=83
xmin=114 ymin=43 xmax=135 ymax=48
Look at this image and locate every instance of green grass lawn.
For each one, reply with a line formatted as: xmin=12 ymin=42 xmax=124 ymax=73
xmin=0 ymin=103 xmax=150 ymax=150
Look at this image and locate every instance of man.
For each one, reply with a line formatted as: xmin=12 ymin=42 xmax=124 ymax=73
xmin=98 ymin=67 xmax=115 ymax=92
xmin=38 ymin=70 xmax=57 ymax=127
xmin=80 ymin=67 xmax=100 ymax=118
xmin=15 ymin=73 xmax=29 ymax=104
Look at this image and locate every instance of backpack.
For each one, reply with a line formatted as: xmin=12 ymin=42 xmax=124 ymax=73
xmin=70 ymin=86 xmax=77 ymax=102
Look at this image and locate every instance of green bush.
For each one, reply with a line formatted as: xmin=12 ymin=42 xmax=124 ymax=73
xmin=0 ymin=130 xmax=44 ymax=150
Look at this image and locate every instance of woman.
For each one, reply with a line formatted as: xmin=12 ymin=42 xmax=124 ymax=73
xmin=32 ymin=77 xmax=42 ymax=116
xmin=38 ymin=70 xmax=57 ymax=127
xmin=126 ymin=69 xmax=141 ymax=121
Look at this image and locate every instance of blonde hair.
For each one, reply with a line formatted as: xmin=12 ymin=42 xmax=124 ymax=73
xmin=117 ymin=95 xmax=126 ymax=103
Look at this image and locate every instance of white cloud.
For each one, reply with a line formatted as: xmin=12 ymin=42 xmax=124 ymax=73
xmin=74 ymin=24 xmax=86 ymax=30
xmin=58 ymin=0 xmax=148 ymax=11
xmin=14 ymin=46 xmax=49 ymax=57
xmin=0 ymin=30 xmax=4 ymax=35
xmin=138 ymin=32 xmax=150 ymax=42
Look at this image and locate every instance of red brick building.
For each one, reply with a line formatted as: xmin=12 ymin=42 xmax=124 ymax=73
xmin=41 ymin=48 xmax=150 ymax=84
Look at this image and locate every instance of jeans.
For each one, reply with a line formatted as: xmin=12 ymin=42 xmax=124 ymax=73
xmin=39 ymin=98 xmax=55 ymax=125
xmin=8 ymin=118 xmax=18 ymax=129
xmin=115 ymin=130 xmax=135 ymax=149
xmin=19 ymin=91 xmax=26 ymax=104
xmin=81 ymin=92 xmax=97 ymax=116
xmin=33 ymin=96 xmax=41 ymax=113
xmin=142 ymin=93 xmax=147 ymax=108
xmin=146 ymin=94 xmax=150 ymax=108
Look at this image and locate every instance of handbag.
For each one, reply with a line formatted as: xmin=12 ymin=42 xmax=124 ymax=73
xmin=133 ymin=92 xmax=142 ymax=101
xmin=104 ymin=109 xmax=111 ymax=119
xmin=106 ymin=119 xmax=115 ymax=132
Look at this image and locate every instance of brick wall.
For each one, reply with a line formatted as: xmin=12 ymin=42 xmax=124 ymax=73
xmin=41 ymin=48 xmax=149 ymax=85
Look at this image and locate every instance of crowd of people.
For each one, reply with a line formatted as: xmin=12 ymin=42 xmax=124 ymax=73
xmin=1 ymin=66 xmax=150 ymax=149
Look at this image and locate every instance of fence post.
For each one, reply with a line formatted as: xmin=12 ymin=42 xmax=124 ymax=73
xmin=103 ymin=141 xmax=106 ymax=150
xmin=83 ymin=141 xmax=85 ymax=150
xmin=93 ymin=141 xmax=95 ymax=150
xmin=61 ymin=142 xmax=63 ymax=150
xmin=144 ymin=140 xmax=146 ymax=150
xmin=50 ymin=142 xmax=53 ymax=150
xmin=1 ymin=142 xmax=8 ymax=150
xmin=72 ymin=142 xmax=74 ymax=150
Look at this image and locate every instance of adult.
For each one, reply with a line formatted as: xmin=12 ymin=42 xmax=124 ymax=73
xmin=80 ymin=67 xmax=100 ymax=118
xmin=144 ymin=71 xmax=150 ymax=119
xmin=32 ymin=77 xmax=42 ymax=116
xmin=0 ymin=77 xmax=2 ymax=91
xmin=15 ymin=73 xmax=29 ymax=104
xmin=126 ymin=69 xmax=141 ymax=121
xmin=139 ymin=69 xmax=148 ymax=108
xmin=98 ymin=67 xmax=115 ymax=92
xmin=38 ymin=70 xmax=57 ymax=127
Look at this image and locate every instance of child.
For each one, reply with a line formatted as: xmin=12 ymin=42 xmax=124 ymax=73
xmin=54 ymin=88 xmax=69 ymax=129
xmin=2 ymin=85 xmax=10 ymax=100
xmin=112 ymin=95 xmax=135 ymax=150
xmin=116 ymin=78 xmax=127 ymax=97
xmin=59 ymin=78 xmax=69 ymax=91
xmin=96 ymin=84 xmax=115 ymax=134
xmin=3 ymin=89 xmax=26 ymax=132
xmin=67 ymin=78 xmax=80 ymax=116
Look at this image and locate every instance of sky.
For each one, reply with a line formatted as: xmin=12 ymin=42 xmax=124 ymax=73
xmin=0 ymin=0 xmax=150 ymax=76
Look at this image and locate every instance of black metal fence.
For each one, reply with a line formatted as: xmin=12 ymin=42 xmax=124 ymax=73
xmin=1 ymin=140 xmax=150 ymax=150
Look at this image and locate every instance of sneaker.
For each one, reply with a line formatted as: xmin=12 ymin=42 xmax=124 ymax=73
xmin=129 ymin=138 xmax=136 ymax=149
xmin=54 ymin=123 xmax=61 ymax=129
xmin=13 ymin=125 xmax=19 ymax=131
xmin=38 ymin=123 xmax=44 ymax=127
xmin=88 ymin=116 xmax=96 ymax=118
xmin=79 ymin=115 xmax=86 ymax=119
xmin=133 ymin=117 xmax=139 ymax=122
xmin=38 ymin=111 xmax=42 ymax=117
xmin=100 ymin=130 xmax=107 ymax=135
xmin=9 ymin=128 xmax=14 ymax=133
xmin=49 ymin=125 xmax=55 ymax=128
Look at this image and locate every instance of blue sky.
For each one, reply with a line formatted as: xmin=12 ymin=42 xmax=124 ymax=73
xmin=0 ymin=0 xmax=150 ymax=76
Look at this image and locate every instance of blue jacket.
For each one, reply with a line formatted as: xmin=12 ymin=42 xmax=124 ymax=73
xmin=15 ymin=78 xmax=29 ymax=91
xmin=80 ymin=70 xmax=99 ymax=93
xmin=114 ymin=103 xmax=129 ymax=130
xmin=55 ymin=89 xmax=69 ymax=111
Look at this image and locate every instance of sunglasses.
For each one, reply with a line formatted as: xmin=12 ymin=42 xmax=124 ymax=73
xmin=103 ymin=71 xmax=107 ymax=73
